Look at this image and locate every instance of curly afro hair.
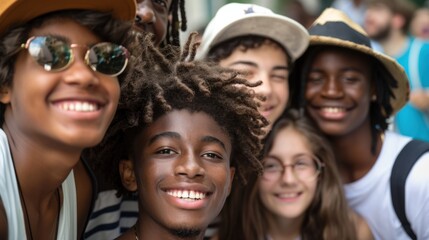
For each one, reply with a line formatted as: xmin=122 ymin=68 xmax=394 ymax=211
xmin=87 ymin=32 xmax=268 ymax=195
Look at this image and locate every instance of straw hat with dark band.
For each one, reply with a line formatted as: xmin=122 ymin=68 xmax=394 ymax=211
xmin=0 ymin=0 xmax=137 ymax=37
xmin=308 ymin=8 xmax=409 ymax=113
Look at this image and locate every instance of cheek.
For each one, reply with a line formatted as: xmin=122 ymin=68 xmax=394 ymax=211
xmin=274 ymin=83 xmax=289 ymax=103
xmin=257 ymin=179 xmax=276 ymax=203
xmin=304 ymin=178 xmax=319 ymax=201
xmin=105 ymin=78 xmax=121 ymax=104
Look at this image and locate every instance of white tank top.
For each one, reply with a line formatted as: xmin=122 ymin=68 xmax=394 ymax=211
xmin=0 ymin=129 xmax=77 ymax=239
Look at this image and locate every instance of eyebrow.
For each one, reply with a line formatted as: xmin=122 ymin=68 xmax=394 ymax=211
xmin=310 ymin=66 xmax=364 ymax=73
xmin=201 ymin=136 xmax=226 ymax=151
xmin=228 ymin=61 xmax=289 ymax=71
xmin=148 ymin=131 xmax=181 ymax=145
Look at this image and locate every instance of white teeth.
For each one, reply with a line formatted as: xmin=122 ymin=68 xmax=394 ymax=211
xmin=166 ymin=190 xmax=207 ymax=200
xmin=322 ymin=107 xmax=345 ymax=113
xmin=278 ymin=193 xmax=298 ymax=198
xmin=58 ymin=101 xmax=99 ymax=112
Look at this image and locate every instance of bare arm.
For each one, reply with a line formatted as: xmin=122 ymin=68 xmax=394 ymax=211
xmin=350 ymin=210 xmax=374 ymax=240
xmin=409 ymin=89 xmax=429 ymax=110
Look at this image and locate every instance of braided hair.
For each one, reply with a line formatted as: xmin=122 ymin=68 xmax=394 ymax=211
xmin=89 ymin=32 xmax=268 ymax=195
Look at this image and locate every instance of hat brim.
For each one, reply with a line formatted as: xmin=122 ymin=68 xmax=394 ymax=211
xmin=0 ymin=0 xmax=136 ymax=37
xmin=208 ymin=14 xmax=309 ymax=61
xmin=310 ymin=35 xmax=409 ymax=114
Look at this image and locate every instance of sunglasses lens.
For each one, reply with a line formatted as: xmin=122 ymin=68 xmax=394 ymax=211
xmin=87 ymin=43 xmax=129 ymax=77
xmin=27 ymin=36 xmax=71 ymax=71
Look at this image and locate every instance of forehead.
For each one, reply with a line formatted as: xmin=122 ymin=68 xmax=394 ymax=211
xmin=29 ymin=18 xmax=102 ymax=44
xmin=140 ymin=110 xmax=231 ymax=147
xmin=311 ymin=47 xmax=371 ymax=68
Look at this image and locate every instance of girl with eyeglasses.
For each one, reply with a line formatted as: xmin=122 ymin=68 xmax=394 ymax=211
xmin=0 ymin=0 xmax=139 ymax=239
xmin=215 ymin=109 xmax=373 ymax=240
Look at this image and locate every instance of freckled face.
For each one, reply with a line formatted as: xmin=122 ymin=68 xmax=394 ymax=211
xmin=219 ymin=41 xmax=290 ymax=130
xmin=2 ymin=19 xmax=120 ymax=150
xmin=304 ymin=47 xmax=373 ymax=137
xmin=133 ymin=110 xmax=234 ymax=234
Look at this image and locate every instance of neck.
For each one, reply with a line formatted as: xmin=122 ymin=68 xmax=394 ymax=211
xmin=264 ymin=211 xmax=302 ymax=240
xmin=3 ymin=123 xmax=80 ymax=200
xmin=327 ymin=122 xmax=383 ymax=183
xmin=379 ymin=30 xmax=408 ymax=56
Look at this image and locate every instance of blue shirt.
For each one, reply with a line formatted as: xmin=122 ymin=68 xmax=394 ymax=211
xmin=394 ymin=37 xmax=429 ymax=142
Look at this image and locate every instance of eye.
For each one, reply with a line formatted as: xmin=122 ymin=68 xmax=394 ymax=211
xmin=155 ymin=148 xmax=177 ymax=155
xmin=270 ymin=74 xmax=287 ymax=83
xmin=202 ymin=152 xmax=223 ymax=160
xmin=263 ymin=158 xmax=282 ymax=171
xmin=294 ymin=156 xmax=314 ymax=170
xmin=307 ymin=73 xmax=324 ymax=85
xmin=153 ymin=0 xmax=168 ymax=9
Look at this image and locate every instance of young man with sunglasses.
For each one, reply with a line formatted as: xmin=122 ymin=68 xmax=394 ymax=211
xmin=0 ymin=0 xmax=137 ymax=238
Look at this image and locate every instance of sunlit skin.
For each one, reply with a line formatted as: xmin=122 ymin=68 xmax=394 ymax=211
xmin=219 ymin=41 xmax=289 ymax=130
xmin=305 ymin=48 xmax=373 ymax=138
xmin=0 ymin=18 xmax=120 ymax=238
xmin=135 ymin=0 xmax=172 ymax=46
xmin=3 ymin=19 xmax=120 ymax=150
xmin=258 ymin=127 xmax=318 ymax=239
xmin=119 ymin=110 xmax=235 ymax=239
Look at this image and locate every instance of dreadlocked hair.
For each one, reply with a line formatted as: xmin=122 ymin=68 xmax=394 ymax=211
xmin=88 ymin=32 xmax=268 ymax=196
xmin=289 ymin=45 xmax=397 ymax=154
xmin=166 ymin=0 xmax=187 ymax=46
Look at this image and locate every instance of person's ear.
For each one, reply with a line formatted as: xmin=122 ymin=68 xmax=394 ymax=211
xmin=0 ymin=86 xmax=11 ymax=104
xmin=119 ymin=159 xmax=137 ymax=192
xmin=227 ymin=167 xmax=235 ymax=196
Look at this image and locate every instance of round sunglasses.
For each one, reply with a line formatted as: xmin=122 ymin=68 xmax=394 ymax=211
xmin=21 ymin=36 xmax=130 ymax=77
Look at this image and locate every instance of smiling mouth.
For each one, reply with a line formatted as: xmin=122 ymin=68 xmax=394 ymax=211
xmin=276 ymin=192 xmax=300 ymax=198
xmin=166 ymin=189 xmax=208 ymax=201
xmin=320 ymin=107 xmax=346 ymax=113
xmin=56 ymin=101 xmax=101 ymax=112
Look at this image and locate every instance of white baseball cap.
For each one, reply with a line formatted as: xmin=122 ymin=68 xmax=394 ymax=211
xmin=196 ymin=3 xmax=309 ymax=61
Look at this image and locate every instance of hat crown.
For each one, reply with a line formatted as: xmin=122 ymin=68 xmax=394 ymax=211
xmin=310 ymin=8 xmax=367 ymax=36
xmin=196 ymin=3 xmax=310 ymax=61
xmin=0 ymin=0 xmax=136 ymax=37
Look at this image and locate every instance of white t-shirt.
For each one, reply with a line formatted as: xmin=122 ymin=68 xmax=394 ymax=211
xmin=0 ymin=129 xmax=77 ymax=239
xmin=344 ymin=131 xmax=429 ymax=240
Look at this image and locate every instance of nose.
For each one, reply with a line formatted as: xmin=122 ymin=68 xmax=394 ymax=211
xmin=280 ymin=165 xmax=298 ymax=184
xmin=256 ymin=73 xmax=273 ymax=98
xmin=174 ymin=153 xmax=205 ymax=179
xmin=62 ymin=50 xmax=99 ymax=88
xmin=321 ymin=78 xmax=344 ymax=98
xmin=136 ymin=1 xmax=156 ymax=23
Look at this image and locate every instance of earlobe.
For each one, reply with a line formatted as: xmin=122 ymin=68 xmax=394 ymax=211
xmin=119 ymin=159 xmax=138 ymax=192
xmin=0 ymin=87 xmax=11 ymax=104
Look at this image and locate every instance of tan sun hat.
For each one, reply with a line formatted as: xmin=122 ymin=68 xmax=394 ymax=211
xmin=308 ymin=8 xmax=409 ymax=114
xmin=196 ymin=3 xmax=309 ymax=62
xmin=0 ymin=0 xmax=136 ymax=37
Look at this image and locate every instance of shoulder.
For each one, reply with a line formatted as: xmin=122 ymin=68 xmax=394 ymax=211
xmin=349 ymin=210 xmax=374 ymax=240
xmin=74 ymin=159 xmax=96 ymax=238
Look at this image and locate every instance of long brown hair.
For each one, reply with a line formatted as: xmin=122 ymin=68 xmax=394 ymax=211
xmin=218 ymin=109 xmax=357 ymax=240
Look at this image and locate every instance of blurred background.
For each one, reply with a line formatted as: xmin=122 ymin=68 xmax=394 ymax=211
xmin=180 ymin=0 xmax=429 ymax=42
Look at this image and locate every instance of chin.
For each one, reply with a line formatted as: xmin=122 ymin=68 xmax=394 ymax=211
xmin=167 ymin=224 xmax=203 ymax=239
